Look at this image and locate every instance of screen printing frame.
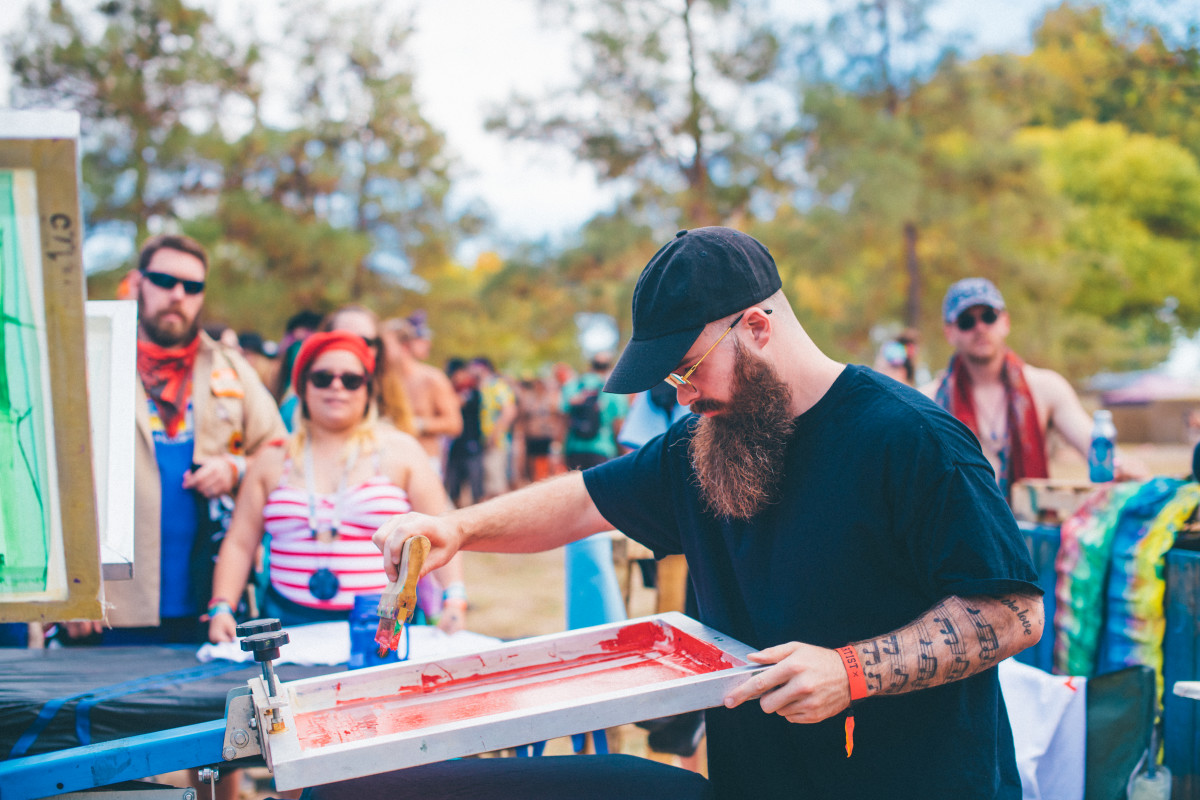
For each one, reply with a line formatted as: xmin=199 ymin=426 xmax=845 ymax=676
xmin=254 ymin=612 xmax=764 ymax=791
xmin=0 ymin=110 xmax=101 ymax=621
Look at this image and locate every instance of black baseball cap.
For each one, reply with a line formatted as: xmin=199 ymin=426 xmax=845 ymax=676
xmin=604 ymin=227 xmax=782 ymax=394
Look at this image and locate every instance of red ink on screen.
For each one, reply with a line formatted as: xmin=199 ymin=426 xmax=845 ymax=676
xmin=295 ymin=621 xmax=741 ymax=750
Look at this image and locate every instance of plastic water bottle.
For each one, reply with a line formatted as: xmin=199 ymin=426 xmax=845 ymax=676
xmin=1088 ymin=409 xmax=1117 ymax=483
xmin=348 ymin=594 xmax=397 ymax=670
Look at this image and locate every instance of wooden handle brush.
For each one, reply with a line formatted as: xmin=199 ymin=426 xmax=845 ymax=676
xmin=375 ymin=534 xmax=431 ymax=657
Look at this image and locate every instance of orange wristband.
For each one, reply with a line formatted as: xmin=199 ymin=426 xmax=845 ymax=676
xmin=837 ymin=645 xmax=866 ymax=759
xmin=837 ymin=645 xmax=868 ymax=702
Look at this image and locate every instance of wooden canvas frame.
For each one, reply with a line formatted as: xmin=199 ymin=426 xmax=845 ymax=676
xmin=0 ymin=110 xmax=102 ymax=622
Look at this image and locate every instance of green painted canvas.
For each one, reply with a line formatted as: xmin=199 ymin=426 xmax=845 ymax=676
xmin=0 ymin=170 xmax=52 ymax=595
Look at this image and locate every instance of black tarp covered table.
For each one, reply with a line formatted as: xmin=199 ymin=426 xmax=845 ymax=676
xmin=0 ymin=646 xmax=340 ymax=759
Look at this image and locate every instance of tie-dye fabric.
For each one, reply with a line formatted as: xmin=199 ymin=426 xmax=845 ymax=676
xmin=1100 ymin=480 xmax=1199 ymax=706
xmin=1053 ymin=479 xmax=1200 ymax=710
xmin=1054 ymin=482 xmax=1138 ymax=676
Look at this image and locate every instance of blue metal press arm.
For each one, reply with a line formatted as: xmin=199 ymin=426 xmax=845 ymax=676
xmin=0 ymin=720 xmax=227 ymax=800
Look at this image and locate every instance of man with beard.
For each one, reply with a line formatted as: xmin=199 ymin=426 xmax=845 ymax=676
xmin=67 ymin=234 xmax=284 ymax=644
xmin=923 ymin=277 xmax=1142 ymax=498
xmin=374 ymin=227 xmax=1043 ymax=799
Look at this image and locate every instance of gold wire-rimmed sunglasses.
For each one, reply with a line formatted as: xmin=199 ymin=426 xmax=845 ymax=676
xmin=663 ymin=309 xmax=770 ymax=389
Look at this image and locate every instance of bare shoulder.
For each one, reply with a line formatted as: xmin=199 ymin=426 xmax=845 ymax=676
xmin=1022 ymin=364 xmax=1078 ymax=407
xmin=417 ymin=361 xmax=453 ymax=388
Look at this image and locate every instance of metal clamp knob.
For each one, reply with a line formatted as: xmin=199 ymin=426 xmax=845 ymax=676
xmin=236 ymin=618 xmax=282 ymax=638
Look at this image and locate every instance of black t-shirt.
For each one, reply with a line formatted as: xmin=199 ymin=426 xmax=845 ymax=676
xmin=584 ymin=365 xmax=1041 ymax=800
xmin=450 ymin=388 xmax=483 ymax=455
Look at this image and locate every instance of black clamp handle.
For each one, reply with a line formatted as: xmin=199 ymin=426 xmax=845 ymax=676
xmin=240 ymin=630 xmax=290 ymax=663
xmin=236 ymin=618 xmax=282 ymax=638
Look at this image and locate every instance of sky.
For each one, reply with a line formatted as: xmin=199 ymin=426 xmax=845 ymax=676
xmin=0 ymin=0 xmax=1059 ymax=260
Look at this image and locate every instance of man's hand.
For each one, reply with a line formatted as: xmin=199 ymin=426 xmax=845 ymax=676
xmin=723 ymin=642 xmax=851 ymax=724
xmin=183 ymin=457 xmax=237 ymax=498
xmin=1114 ymin=452 xmax=1151 ymax=482
xmin=372 ymin=513 xmax=461 ymax=583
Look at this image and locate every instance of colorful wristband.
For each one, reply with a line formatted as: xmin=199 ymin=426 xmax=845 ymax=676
xmin=207 ymin=601 xmax=234 ymax=619
xmin=837 ymin=645 xmax=869 ymax=702
xmin=443 ymin=582 xmax=467 ymax=603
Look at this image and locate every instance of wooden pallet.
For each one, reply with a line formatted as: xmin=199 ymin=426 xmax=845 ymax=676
xmin=1011 ymin=479 xmax=1097 ymax=524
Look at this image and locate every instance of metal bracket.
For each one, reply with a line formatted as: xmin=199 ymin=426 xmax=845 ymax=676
xmin=221 ymin=687 xmax=262 ymax=762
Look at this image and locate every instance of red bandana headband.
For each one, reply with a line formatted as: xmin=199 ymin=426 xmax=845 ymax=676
xmin=291 ymin=330 xmax=376 ymax=394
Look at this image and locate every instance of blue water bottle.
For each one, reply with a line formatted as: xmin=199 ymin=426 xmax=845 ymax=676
xmin=349 ymin=594 xmax=397 ymax=669
xmin=1088 ymin=409 xmax=1116 ymax=483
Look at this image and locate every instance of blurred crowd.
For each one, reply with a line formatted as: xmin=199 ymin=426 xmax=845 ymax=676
xmin=207 ymin=308 xmax=652 ymax=504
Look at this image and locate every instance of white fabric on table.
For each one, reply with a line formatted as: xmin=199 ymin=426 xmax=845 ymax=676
xmin=196 ymin=621 xmax=500 ymax=665
xmin=998 ymin=658 xmax=1087 ymax=800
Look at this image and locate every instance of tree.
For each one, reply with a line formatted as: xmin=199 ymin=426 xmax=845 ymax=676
xmin=486 ymin=0 xmax=793 ymax=231
xmin=1015 ymin=4 xmax=1200 ymax=159
xmin=201 ymin=0 xmax=473 ymax=330
xmin=788 ymin=5 xmax=1062 ymax=364
xmin=789 ymin=0 xmax=972 ymax=338
xmin=266 ymin=1 xmax=476 ymax=291
xmin=1015 ymin=119 xmax=1200 ymax=375
xmin=5 ymin=0 xmax=259 ymax=245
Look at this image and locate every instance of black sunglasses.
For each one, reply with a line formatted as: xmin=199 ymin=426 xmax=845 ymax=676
xmin=955 ymin=307 xmax=999 ymax=331
xmin=142 ymin=270 xmax=205 ymax=295
xmin=308 ymin=370 xmax=368 ymax=391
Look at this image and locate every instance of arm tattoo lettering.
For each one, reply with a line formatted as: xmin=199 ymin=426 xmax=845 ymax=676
xmin=999 ymin=596 xmax=1036 ymax=637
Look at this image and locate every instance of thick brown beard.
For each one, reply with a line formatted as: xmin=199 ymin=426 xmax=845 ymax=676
xmin=138 ymin=292 xmax=200 ymax=348
xmin=688 ymin=341 xmax=795 ymax=520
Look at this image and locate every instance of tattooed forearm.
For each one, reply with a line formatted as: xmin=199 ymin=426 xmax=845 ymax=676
xmin=852 ymin=592 xmax=1043 ymax=697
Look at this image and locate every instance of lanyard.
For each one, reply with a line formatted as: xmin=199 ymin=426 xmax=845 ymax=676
xmin=304 ymin=438 xmax=360 ymax=542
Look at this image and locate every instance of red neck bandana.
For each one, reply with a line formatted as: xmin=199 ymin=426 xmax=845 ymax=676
xmin=137 ymin=337 xmax=201 ymax=437
xmin=935 ymin=349 xmax=1048 ymax=496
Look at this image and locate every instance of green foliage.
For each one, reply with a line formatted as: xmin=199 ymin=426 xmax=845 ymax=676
xmin=486 ymin=0 xmax=792 ymax=229
xmin=1018 ymin=3 xmax=1200 ymax=158
xmin=6 ymin=0 xmax=258 ymax=243
xmin=16 ymin=0 xmax=1200 ymax=386
xmin=1017 ymin=121 xmax=1200 ymax=339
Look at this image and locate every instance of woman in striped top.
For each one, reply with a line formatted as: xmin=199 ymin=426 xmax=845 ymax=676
xmin=207 ymin=331 xmax=467 ymax=641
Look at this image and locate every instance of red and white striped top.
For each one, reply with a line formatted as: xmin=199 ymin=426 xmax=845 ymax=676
xmin=265 ymin=476 xmax=411 ymax=610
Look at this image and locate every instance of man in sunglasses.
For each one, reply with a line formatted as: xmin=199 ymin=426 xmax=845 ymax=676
xmin=66 ymin=234 xmax=285 ymax=648
xmin=376 ymin=227 xmax=1042 ymax=798
xmin=925 ymin=277 xmax=1135 ymax=500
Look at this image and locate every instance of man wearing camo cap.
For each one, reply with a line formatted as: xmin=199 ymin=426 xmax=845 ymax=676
xmin=924 ymin=277 xmax=1139 ymax=498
